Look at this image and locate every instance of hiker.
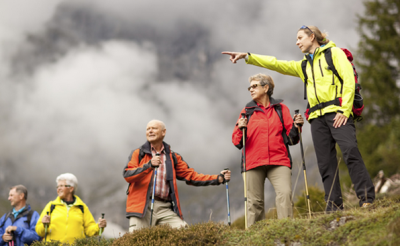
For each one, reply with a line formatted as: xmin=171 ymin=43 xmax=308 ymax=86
xmin=0 ymin=185 xmax=41 ymax=246
xmin=233 ymin=73 xmax=303 ymax=227
xmin=222 ymin=25 xmax=375 ymax=211
xmin=35 ymin=173 xmax=107 ymax=244
xmin=123 ymin=119 xmax=231 ymax=232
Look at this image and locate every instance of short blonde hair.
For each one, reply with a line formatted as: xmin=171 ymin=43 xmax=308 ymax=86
xmin=249 ymin=73 xmax=275 ymax=97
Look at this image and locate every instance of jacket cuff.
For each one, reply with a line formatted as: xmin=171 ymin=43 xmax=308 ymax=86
xmin=218 ymin=174 xmax=226 ymax=184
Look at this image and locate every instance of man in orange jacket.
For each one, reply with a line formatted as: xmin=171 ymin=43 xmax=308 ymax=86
xmin=123 ymin=119 xmax=231 ymax=232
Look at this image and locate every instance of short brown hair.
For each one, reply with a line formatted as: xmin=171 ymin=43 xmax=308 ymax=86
xmin=249 ymin=73 xmax=275 ymax=97
xmin=10 ymin=185 xmax=28 ymax=200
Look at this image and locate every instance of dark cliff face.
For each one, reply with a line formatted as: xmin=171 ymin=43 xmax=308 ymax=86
xmin=0 ymin=0 xmax=363 ymax=228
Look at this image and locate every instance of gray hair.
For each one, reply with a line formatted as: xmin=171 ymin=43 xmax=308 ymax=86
xmin=10 ymin=185 xmax=28 ymax=200
xmin=56 ymin=173 xmax=78 ymax=193
xmin=249 ymin=73 xmax=275 ymax=97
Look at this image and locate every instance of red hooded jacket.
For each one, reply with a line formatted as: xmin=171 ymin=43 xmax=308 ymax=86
xmin=232 ymin=98 xmax=300 ymax=171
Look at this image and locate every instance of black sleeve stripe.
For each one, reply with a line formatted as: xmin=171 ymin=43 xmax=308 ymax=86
xmin=185 ymin=178 xmax=219 ymax=186
xmin=123 ymin=161 xmax=152 ymax=178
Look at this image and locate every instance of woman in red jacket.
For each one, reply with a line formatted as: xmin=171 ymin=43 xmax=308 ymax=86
xmin=232 ymin=73 xmax=303 ymax=228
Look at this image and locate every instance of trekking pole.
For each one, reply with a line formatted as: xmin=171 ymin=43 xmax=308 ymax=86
xmin=241 ymin=113 xmax=248 ymax=229
xmin=98 ymin=213 xmax=105 ymax=242
xmin=224 ymin=168 xmax=231 ymax=226
xmin=294 ymin=109 xmax=312 ymax=219
xmin=150 ymin=153 xmax=160 ymax=227
xmin=44 ymin=211 xmax=49 ymax=242
xmin=8 ymin=232 xmax=14 ymax=246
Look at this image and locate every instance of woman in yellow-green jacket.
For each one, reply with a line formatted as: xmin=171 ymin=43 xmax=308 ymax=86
xmin=36 ymin=173 xmax=107 ymax=244
xmin=222 ymin=25 xmax=374 ymax=212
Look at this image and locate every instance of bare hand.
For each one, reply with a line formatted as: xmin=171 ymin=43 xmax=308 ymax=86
xmin=5 ymin=226 xmax=17 ymax=234
xmin=98 ymin=218 xmax=107 ymax=228
xmin=293 ymin=114 xmax=304 ymax=128
xmin=333 ymin=112 xmax=348 ymax=128
xmin=2 ymin=232 xmax=12 ymax=242
xmin=151 ymin=156 xmax=161 ymax=168
xmin=42 ymin=215 xmax=50 ymax=224
xmin=221 ymin=51 xmax=247 ymax=64
xmin=219 ymin=170 xmax=231 ymax=183
xmin=238 ymin=118 xmax=247 ymax=129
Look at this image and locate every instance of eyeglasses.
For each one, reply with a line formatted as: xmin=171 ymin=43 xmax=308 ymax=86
xmin=57 ymin=185 xmax=71 ymax=189
xmin=300 ymin=25 xmax=314 ymax=34
xmin=248 ymin=84 xmax=264 ymax=91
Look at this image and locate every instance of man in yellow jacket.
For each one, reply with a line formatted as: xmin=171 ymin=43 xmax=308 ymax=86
xmin=36 ymin=173 xmax=106 ymax=244
xmin=222 ymin=25 xmax=375 ymax=212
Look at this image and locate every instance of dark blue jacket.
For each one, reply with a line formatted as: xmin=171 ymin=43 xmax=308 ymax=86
xmin=0 ymin=205 xmax=41 ymax=246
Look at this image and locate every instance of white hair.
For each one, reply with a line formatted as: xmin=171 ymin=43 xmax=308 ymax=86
xmin=56 ymin=173 xmax=78 ymax=193
xmin=148 ymin=119 xmax=166 ymax=130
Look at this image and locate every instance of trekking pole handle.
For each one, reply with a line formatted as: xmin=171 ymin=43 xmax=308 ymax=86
xmin=241 ymin=113 xmax=245 ymax=119
xmin=224 ymin=168 xmax=230 ymax=183
xmin=294 ymin=109 xmax=303 ymax=127
xmin=99 ymin=213 xmax=105 ymax=236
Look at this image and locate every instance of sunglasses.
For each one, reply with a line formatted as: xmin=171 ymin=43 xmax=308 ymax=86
xmin=300 ymin=25 xmax=314 ymax=34
xmin=57 ymin=185 xmax=71 ymax=189
xmin=247 ymin=84 xmax=264 ymax=91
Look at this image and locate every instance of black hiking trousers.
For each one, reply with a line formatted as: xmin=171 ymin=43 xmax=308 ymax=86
xmin=310 ymin=113 xmax=375 ymax=211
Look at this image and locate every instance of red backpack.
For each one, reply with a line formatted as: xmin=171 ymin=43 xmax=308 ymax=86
xmin=302 ymin=47 xmax=364 ymax=121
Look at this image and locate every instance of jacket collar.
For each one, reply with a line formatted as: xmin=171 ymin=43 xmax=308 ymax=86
xmin=141 ymin=141 xmax=171 ymax=155
xmin=245 ymin=97 xmax=283 ymax=109
xmin=52 ymin=195 xmax=85 ymax=206
xmin=303 ymin=40 xmax=337 ymax=60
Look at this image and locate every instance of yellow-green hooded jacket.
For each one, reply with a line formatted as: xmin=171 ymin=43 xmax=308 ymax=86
xmin=36 ymin=196 xmax=100 ymax=244
xmin=246 ymin=41 xmax=355 ymax=121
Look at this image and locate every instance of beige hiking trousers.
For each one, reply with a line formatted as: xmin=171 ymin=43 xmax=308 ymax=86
xmin=244 ymin=165 xmax=293 ymax=228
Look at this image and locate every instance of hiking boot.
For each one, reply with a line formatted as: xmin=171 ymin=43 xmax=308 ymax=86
xmin=361 ymin=203 xmax=371 ymax=208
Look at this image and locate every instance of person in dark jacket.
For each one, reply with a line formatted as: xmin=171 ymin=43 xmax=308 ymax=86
xmin=0 ymin=185 xmax=41 ymax=246
xmin=123 ymin=119 xmax=231 ymax=232
xmin=232 ymin=73 xmax=303 ymax=228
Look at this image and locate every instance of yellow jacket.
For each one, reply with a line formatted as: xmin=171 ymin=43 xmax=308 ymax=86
xmin=246 ymin=41 xmax=355 ymax=121
xmin=36 ymin=195 xmax=100 ymax=244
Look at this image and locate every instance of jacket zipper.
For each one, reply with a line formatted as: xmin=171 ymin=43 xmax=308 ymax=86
xmin=319 ymin=59 xmax=324 ymax=77
xmin=310 ymin=49 xmax=322 ymax=115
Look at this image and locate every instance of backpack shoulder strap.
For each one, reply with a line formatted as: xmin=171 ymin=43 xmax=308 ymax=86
xmin=50 ymin=204 xmax=56 ymax=214
xmin=274 ymin=104 xmax=293 ymax=167
xmin=171 ymin=151 xmax=178 ymax=167
xmin=76 ymin=205 xmax=84 ymax=213
xmin=301 ymin=60 xmax=308 ymax=100
xmin=324 ymin=47 xmax=343 ymax=84
xmin=26 ymin=209 xmax=34 ymax=226
xmin=138 ymin=148 xmax=145 ymax=163
xmin=0 ymin=212 xmax=12 ymax=228
xmin=126 ymin=148 xmax=147 ymax=195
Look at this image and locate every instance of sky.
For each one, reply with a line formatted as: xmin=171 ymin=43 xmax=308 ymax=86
xmin=0 ymin=0 xmax=365 ymax=229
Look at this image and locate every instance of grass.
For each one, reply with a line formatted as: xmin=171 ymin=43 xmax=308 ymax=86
xmin=30 ymin=194 xmax=400 ymax=246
